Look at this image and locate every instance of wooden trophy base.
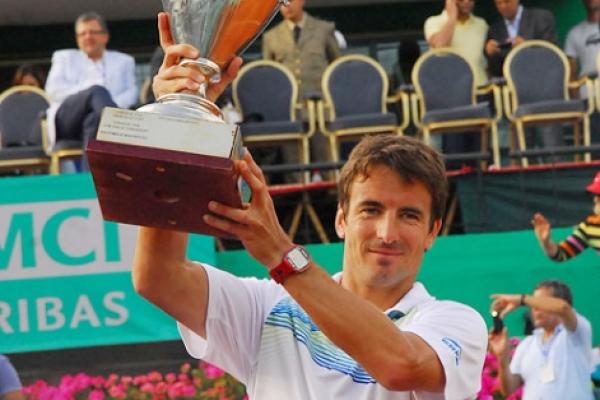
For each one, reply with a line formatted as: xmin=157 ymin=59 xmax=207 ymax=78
xmin=87 ymin=139 xmax=242 ymax=238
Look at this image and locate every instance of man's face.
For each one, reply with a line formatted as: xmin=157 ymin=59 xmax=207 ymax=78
xmin=494 ymin=0 xmax=520 ymax=20
xmin=530 ymin=287 xmax=561 ymax=329
xmin=335 ymin=165 xmax=441 ymax=291
xmin=75 ymin=19 xmax=108 ymax=60
xmin=280 ymin=0 xmax=305 ymax=23
xmin=457 ymin=0 xmax=475 ymax=17
xmin=586 ymin=0 xmax=600 ymax=13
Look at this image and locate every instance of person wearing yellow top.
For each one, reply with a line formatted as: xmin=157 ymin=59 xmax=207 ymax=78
xmin=424 ymin=0 xmax=488 ymax=87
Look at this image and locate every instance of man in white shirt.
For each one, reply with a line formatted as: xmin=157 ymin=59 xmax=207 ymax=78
xmin=132 ymin=13 xmax=488 ymax=399
xmin=489 ymin=280 xmax=593 ymax=400
xmin=45 ymin=12 xmax=138 ymax=170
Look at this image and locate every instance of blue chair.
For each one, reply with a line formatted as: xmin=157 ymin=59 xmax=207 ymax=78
xmin=0 ymin=85 xmax=51 ymax=174
xmin=232 ymin=60 xmax=316 ymax=183
xmin=411 ymin=49 xmax=501 ymax=169
xmin=318 ymin=54 xmax=407 ymax=162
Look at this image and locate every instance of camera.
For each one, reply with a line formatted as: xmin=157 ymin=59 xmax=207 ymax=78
xmin=491 ymin=310 xmax=504 ymax=333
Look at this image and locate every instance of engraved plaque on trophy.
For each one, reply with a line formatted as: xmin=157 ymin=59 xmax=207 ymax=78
xmin=87 ymin=0 xmax=283 ymax=237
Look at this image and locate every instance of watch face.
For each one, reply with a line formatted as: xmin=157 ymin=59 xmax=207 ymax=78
xmin=286 ymin=246 xmax=310 ymax=271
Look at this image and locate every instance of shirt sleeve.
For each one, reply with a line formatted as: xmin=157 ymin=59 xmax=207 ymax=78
xmin=564 ymin=27 xmax=578 ymax=58
xmin=509 ymin=336 xmax=528 ymax=376
xmin=423 ymin=17 xmax=437 ymax=41
xmin=567 ymin=313 xmax=592 ymax=350
xmin=178 ymin=263 xmax=284 ymax=385
xmin=111 ymin=54 xmax=138 ymax=109
xmin=0 ymin=356 xmax=22 ymax=396
xmin=402 ymin=301 xmax=488 ymax=398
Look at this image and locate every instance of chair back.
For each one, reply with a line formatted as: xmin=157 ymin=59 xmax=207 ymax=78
xmin=0 ymin=85 xmax=49 ymax=147
xmin=233 ymin=60 xmax=298 ymax=122
xmin=321 ymin=54 xmax=388 ymax=119
xmin=504 ymin=40 xmax=568 ymax=106
xmin=412 ymin=49 xmax=474 ymax=113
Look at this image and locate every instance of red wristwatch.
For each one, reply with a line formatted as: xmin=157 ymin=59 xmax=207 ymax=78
xmin=269 ymin=246 xmax=311 ymax=284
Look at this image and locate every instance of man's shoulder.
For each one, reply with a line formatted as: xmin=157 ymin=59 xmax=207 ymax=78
xmin=470 ymin=14 xmax=488 ymax=28
xmin=305 ymin=14 xmax=335 ymax=32
xmin=105 ymin=50 xmax=135 ymax=63
xmin=263 ymin=21 xmax=286 ymax=38
xmin=52 ymin=49 xmax=79 ymax=60
xmin=567 ymin=20 xmax=593 ymax=38
xmin=525 ymin=7 xmax=555 ymax=22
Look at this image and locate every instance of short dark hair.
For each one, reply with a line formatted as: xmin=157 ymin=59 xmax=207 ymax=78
xmin=536 ymin=280 xmax=573 ymax=306
xmin=12 ymin=63 xmax=47 ymax=88
xmin=338 ymin=135 xmax=448 ymax=230
xmin=75 ymin=11 xmax=108 ymax=34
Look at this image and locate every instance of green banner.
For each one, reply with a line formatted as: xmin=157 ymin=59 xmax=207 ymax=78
xmin=0 ymin=174 xmax=215 ymax=354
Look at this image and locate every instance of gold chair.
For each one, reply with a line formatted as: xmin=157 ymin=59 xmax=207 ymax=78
xmin=411 ymin=48 xmax=502 ymax=169
xmin=503 ymin=40 xmax=594 ymax=166
xmin=0 ymin=85 xmax=51 ymax=174
xmin=318 ymin=54 xmax=408 ymax=163
xmin=232 ymin=59 xmax=316 ymax=183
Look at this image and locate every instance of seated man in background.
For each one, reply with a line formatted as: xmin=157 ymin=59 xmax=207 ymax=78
xmin=531 ymin=171 xmax=600 ymax=262
xmin=45 ymin=11 xmax=138 ymax=171
xmin=424 ymin=0 xmax=488 ymax=166
xmin=565 ymin=0 xmax=600 ymax=149
xmin=262 ymin=0 xmax=341 ymax=181
xmin=0 ymin=355 xmax=23 ymax=400
xmin=489 ymin=280 xmax=593 ymax=400
xmin=485 ymin=0 xmax=561 ymax=158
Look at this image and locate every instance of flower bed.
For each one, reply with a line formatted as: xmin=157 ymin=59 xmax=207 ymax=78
xmin=24 ymin=338 xmax=526 ymax=400
xmin=23 ymin=362 xmax=247 ymax=400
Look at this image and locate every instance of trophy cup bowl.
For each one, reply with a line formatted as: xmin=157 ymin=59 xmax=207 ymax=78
xmin=86 ymin=0 xmax=283 ymax=237
xmin=138 ymin=0 xmax=285 ymax=122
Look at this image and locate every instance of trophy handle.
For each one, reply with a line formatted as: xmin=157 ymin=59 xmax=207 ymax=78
xmin=180 ymin=57 xmax=221 ymax=98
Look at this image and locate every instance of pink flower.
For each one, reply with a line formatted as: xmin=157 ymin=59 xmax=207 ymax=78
xmin=202 ymin=363 xmax=225 ymax=379
xmin=180 ymin=363 xmax=191 ymax=374
xmin=88 ymin=389 xmax=105 ymax=400
xmin=108 ymin=383 xmax=127 ymax=399
xmin=165 ymin=373 xmax=177 ymax=384
xmin=140 ymin=382 xmax=155 ymax=393
xmin=147 ymin=371 xmax=163 ymax=383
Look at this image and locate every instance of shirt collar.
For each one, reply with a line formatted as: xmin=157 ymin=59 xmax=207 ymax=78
xmin=441 ymin=10 xmax=473 ymax=25
xmin=504 ymin=5 xmax=524 ymax=26
xmin=332 ymin=273 xmax=435 ymax=314
xmin=285 ymin=13 xmax=306 ymax=30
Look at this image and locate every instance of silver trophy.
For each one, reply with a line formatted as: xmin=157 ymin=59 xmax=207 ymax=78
xmin=138 ymin=0 xmax=285 ymax=121
xmin=87 ymin=0 xmax=284 ymax=237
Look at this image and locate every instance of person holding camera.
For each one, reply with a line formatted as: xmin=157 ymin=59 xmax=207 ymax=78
xmin=488 ymin=280 xmax=593 ymax=400
xmin=485 ymin=0 xmax=557 ymax=78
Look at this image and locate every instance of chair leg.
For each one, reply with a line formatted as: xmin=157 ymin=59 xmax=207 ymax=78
xmin=287 ymin=202 xmax=304 ymax=241
xmin=50 ymin=155 xmax=60 ymax=175
xmin=574 ymin=121 xmax=582 ymax=162
xmin=516 ymin=121 xmax=528 ymax=167
xmin=509 ymin=123 xmax=518 ymax=167
xmin=442 ymin=193 xmax=458 ymax=236
xmin=301 ymin=139 xmax=310 ymax=184
xmin=304 ymin=195 xmax=330 ymax=243
xmin=583 ymin=117 xmax=591 ymax=162
xmin=423 ymin=127 xmax=431 ymax=146
xmin=480 ymin=128 xmax=488 ymax=170
xmin=491 ymin=122 xmax=501 ymax=169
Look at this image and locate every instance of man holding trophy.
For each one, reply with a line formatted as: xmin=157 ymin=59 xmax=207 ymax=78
xmin=131 ymin=7 xmax=487 ymax=399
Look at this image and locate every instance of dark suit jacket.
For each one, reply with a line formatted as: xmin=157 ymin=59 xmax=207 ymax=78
xmin=486 ymin=7 xmax=558 ymax=77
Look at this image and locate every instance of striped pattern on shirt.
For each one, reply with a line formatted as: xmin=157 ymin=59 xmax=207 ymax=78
xmin=552 ymin=215 xmax=600 ymax=261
